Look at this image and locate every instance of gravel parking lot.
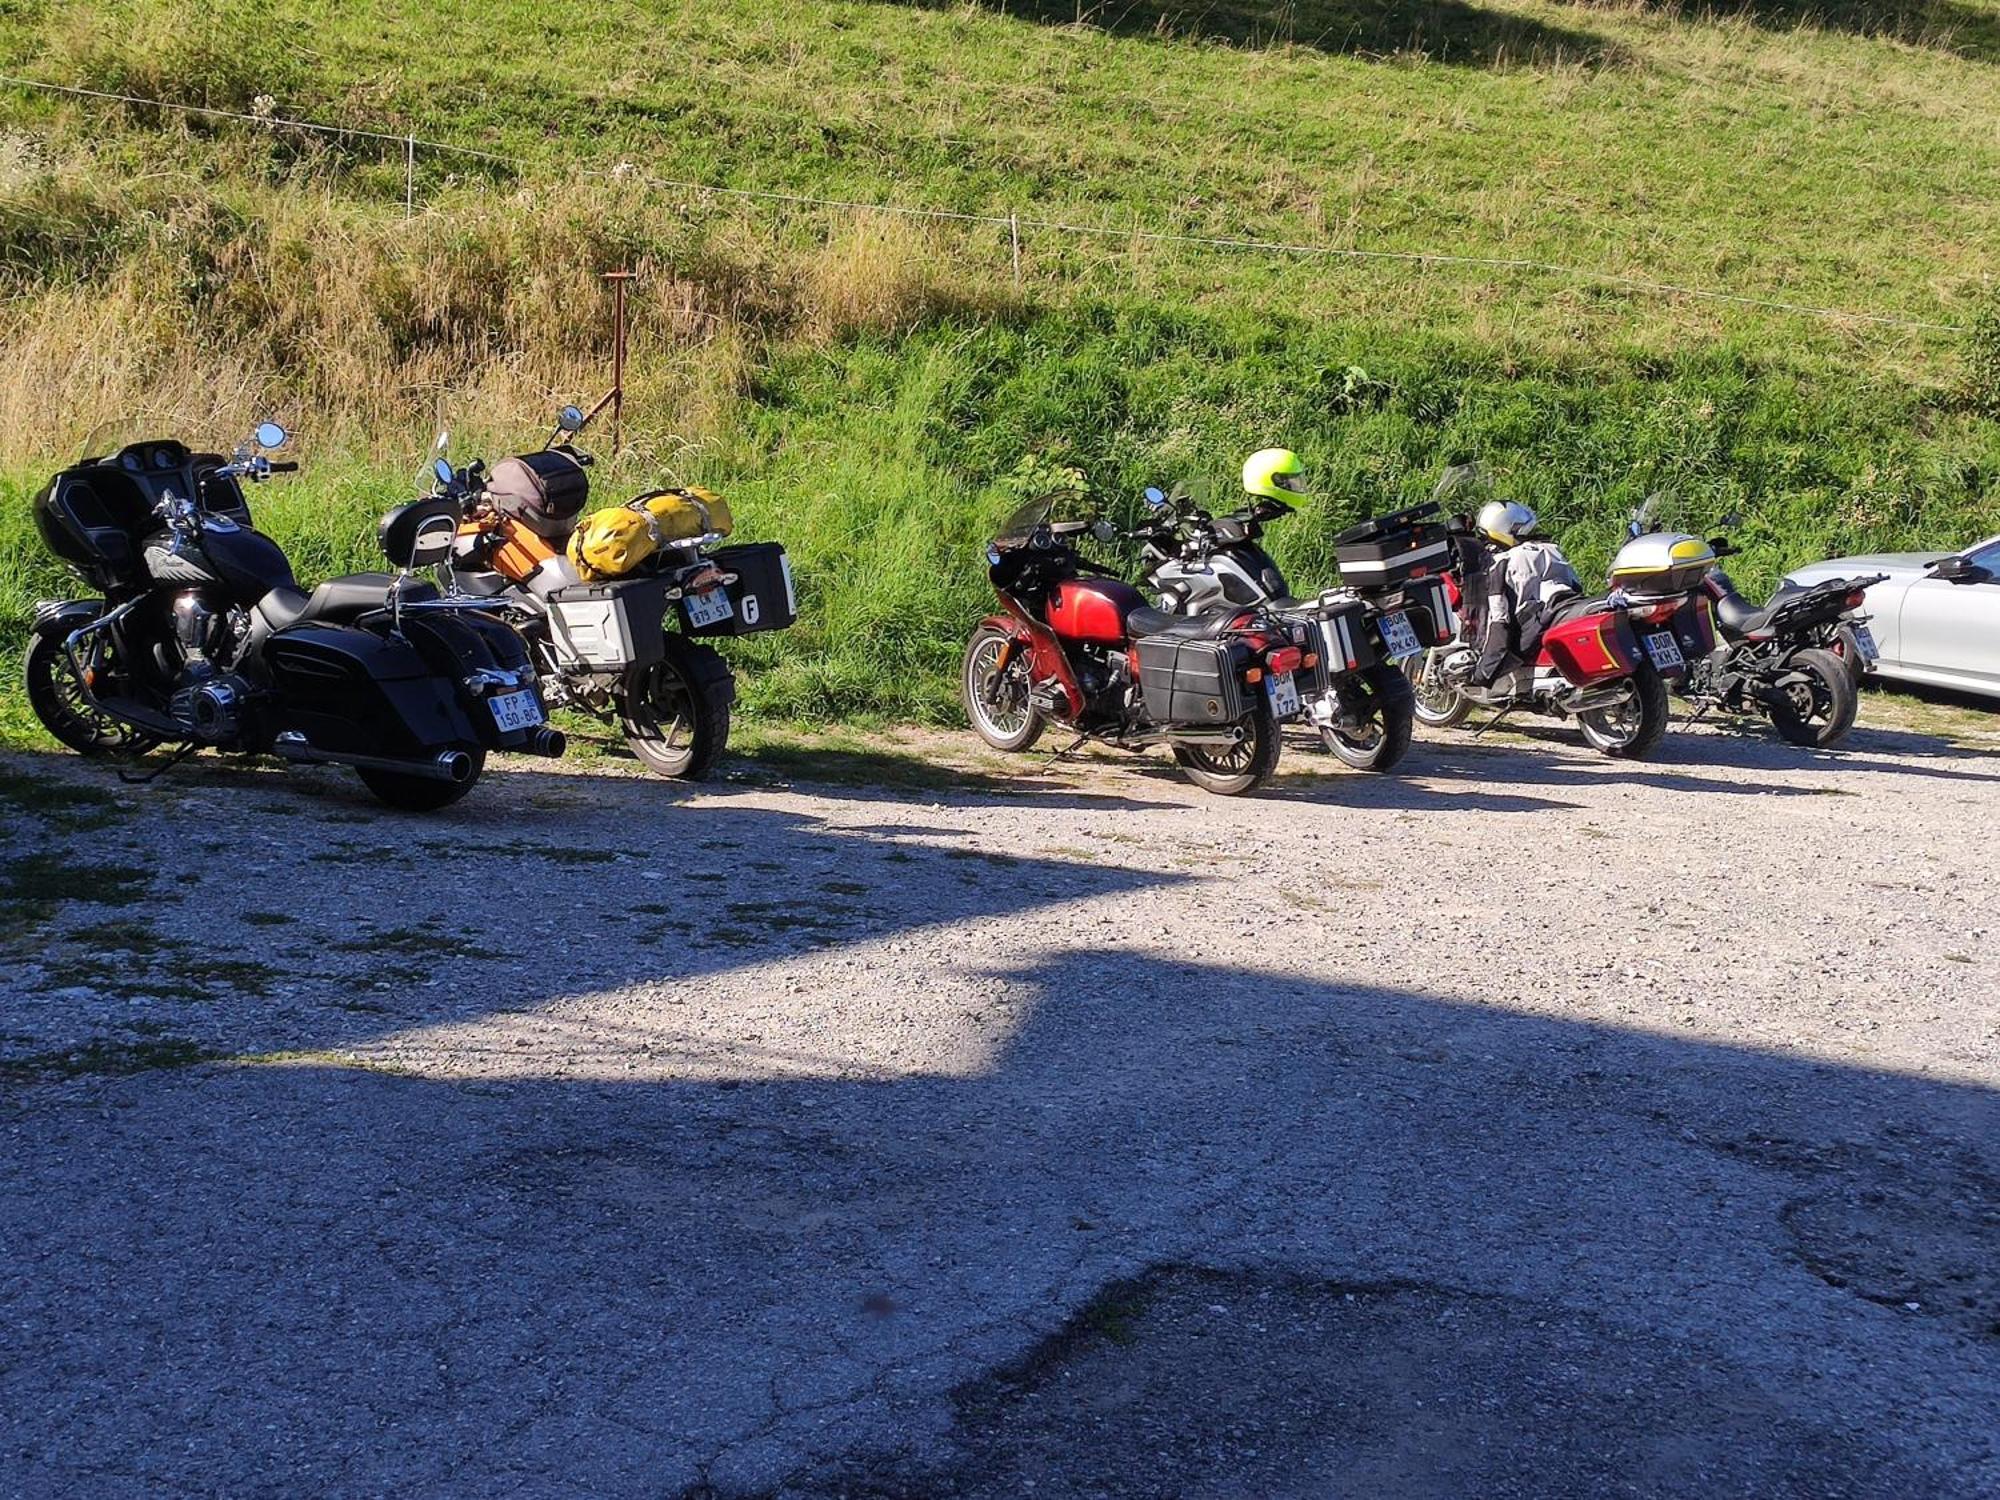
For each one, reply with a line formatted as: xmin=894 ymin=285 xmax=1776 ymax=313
xmin=3 ymin=698 xmax=1997 ymax=1497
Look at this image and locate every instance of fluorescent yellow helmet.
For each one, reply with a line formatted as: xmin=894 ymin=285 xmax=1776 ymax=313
xmin=1242 ymin=448 xmax=1307 ymax=502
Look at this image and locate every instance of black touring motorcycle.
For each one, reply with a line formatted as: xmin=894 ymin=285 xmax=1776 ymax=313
xmin=26 ymin=422 xmax=561 ymax=810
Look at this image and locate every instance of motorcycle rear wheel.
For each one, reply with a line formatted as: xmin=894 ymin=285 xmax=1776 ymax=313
xmin=1768 ymin=647 xmax=1858 ymax=749
xmin=23 ymin=629 xmax=163 ymax=758
xmin=357 ymin=749 xmax=484 ymax=812
xmin=1320 ymin=664 xmax=1415 ymax=772
xmin=1577 ymin=662 xmax=1669 ymax=759
xmin=620 ymin=636 xmax=733 ymax=779
xmin=1173 ymin=705 xmax=1280 ymax=795
xmin=1404 ymin=649 xmax=1473 ymax=729
xmin=962 ymin=626 xmax=1044 ymax=753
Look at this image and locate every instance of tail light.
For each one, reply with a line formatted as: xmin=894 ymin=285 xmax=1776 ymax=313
xmin=1266 ymin=646 xmax=1303 ymax=676
xmin=1844 ymin=591 xmax=1866 ymax=608
xmin=1633 ymin=600 xmax=1678 ymax=624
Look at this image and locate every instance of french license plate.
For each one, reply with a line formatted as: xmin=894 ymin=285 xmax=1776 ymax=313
xmin=1853 ymin=625 xmax=1879 ymax=662
xmin=1265 ymin=671 xmax=1302 ymax=718
xmin=489 ymin=688 xmax=545 ymax=733
xmin=683 ymin=586 xmax=735 ymax=629
xmin=1378 ymin=610 xmax=1423 ymax=661
xmin=1644 ymin=632 xmax=1685 ymax=671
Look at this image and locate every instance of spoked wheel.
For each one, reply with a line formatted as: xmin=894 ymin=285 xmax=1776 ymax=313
xmin=1172 ymin=705 xmax=1281 ymax=795
xmin=1403 ymin=648 xmax=1473 ymax=729
xmin=1768 ymin=647 xmax=1858 ymax=749
xmin=961 ymin=626 xmax=1044 ymax=753
xmin=23 ymin=629 xmax=163 ymax=757
xmin=1576 ymin=662 xmax=1670 ymax=759
xmin=357 ymin=749 xmax=484 ymax=812
xmin=1319 ymin=664 xmax=1416 ymax=772
xmin=620 ymin=636 xmax=733 ymax=779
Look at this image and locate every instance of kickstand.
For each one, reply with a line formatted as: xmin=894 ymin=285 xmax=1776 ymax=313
xmin=1038 ymin=731 xmax=1092 ymax=774
xmin=117 ymin=742 xmax=197 ymax=785
xmin=1471 ymin=705 xmax=1515 ymax=738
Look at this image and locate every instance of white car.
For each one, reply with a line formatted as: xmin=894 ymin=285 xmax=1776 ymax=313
xmin=1788 ymin=535 xmax=2000 ymax=699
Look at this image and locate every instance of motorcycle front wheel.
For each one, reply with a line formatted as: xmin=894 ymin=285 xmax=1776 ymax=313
xmin=1319 ymin=664 xmax=1415 ymax=772
xmin=620 ymin=636 xmax=733 ymax=780
xmin=1576 ymin=662 xmax=1669 ymax=759
xmin=962 ymin=626 xmax=1044 ymax=752
xmin=23 ymin=629 xmax=163 ymax=758
xmin=1768 ymin=647 xmax=1858 ymax=749
xmin=1172 ymin=705 xmax=1280 ymax=795
xmin=1403 ymin=648 xmax=1473 ymax=729
xmin=358 ymin=749 xmax=484 ymax=812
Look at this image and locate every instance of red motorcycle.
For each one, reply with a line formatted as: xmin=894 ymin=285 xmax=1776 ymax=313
xmin=961 ymin=498 xmax=1311 ymax=795
xmin=1405 ymin=528 xmax=1679 ymax=759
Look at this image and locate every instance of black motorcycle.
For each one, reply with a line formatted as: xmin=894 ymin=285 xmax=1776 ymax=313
xmin=1658 ymin=540 xmax=1887 ymax=749
xmin=25 ymin=422 xmax=562 ymax=810
xmin=1131 ymin=483 xmax=1457 ymax=771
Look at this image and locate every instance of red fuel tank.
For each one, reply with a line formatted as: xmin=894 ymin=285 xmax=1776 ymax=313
xmin=1046 ymin=577 xmax=1145 ymax=645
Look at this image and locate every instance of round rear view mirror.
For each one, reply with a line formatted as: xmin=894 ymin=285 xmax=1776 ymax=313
xmin=1143 ymin=487 xmax=1166 ymax=509
xmin=255 ymin=421 xmax=288 ymax=450
xmin=434 ymin=458 xmax=455 ymax=485
xmin=558 ymin=405 xmax=585 ymax=432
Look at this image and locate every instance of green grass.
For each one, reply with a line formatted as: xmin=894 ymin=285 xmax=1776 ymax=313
xmin=0 ymin=0 xmax=1996 ymax=725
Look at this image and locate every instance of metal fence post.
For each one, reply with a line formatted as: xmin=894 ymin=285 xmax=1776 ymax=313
xmin=405 ymin=133 xmax=416 ymax=218
xmin=1010 ymin=213 xmax=1021 ymax=287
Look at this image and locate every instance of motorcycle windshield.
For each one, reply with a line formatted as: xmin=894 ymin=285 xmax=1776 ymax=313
xmin=1429 ymin=462 xmax=1496 ymax=510
xmin=79 ymin=420 xmax=149 ymax=462
xmin=990 ymin=496 xmax=1054 ymax=550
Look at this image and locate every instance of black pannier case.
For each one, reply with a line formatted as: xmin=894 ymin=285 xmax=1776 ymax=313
xmin=486 ymin=450 xmax=591 ymax=539
xmin=1334 ymin=501 xmax=1451 ymax=591
xmin=1137 ymin=637 xmax=1248 ymax=725
xmin=689 ymin=542 xmax=797 ymax=636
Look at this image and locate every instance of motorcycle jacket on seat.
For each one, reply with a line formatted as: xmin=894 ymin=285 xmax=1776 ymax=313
xmin=1473 ymin=539 xmax=1581 ymax=685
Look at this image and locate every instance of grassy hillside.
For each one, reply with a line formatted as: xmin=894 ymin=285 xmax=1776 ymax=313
xmin=1 ymin=0 xmax=1997 ymax=729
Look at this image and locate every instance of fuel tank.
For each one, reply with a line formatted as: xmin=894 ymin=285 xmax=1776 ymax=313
xmin=144 ymin=519 xmax=297 ymax=605
xmin=1045 ymin=577 xmax=1145 ymax=645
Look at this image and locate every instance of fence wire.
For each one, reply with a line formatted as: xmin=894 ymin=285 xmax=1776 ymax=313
xmin=0 ymin=73 xmax=1969 ymax=336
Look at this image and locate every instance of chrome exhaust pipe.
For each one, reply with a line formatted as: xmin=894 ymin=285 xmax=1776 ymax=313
xmin=521 ymin=726 xmax=567 ymax=759
xmin=273 ymin=732 xmax=472 ymax=783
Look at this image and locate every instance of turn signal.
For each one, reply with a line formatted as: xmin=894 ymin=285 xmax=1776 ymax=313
xmin=1245 ymin=667 xmax=1264 ymax=685
xmin=1302 ymin=652 xmax=1320 ymax=668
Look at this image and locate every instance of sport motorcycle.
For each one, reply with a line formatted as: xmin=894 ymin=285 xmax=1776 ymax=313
xmin=26 ymin=422 xmax=560 ymax=810
xmin=1131 ymin=482 xmax=1458 ymax=771
xmin=962 ymin=497 xmax=1313 ymax=795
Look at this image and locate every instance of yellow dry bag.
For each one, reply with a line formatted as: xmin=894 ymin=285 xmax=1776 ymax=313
xmin=567 ymin=487 xmax=735 ymax=582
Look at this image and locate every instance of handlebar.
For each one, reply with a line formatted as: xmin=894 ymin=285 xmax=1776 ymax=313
xmin=268 ymin=461 xmax=299 ymax=473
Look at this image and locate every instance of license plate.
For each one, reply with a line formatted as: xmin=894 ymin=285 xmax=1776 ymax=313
xmin=683 ymin=586 xmax=735 ymax=629
xmin=1644 ymin=632 xmax=1685 ymax=671
xmin=1853 ymin=625 xmax=1879 ymax=662
xmin=1265 ymin=671 xmax=1302 ymax=718
xmin=1378 ymin=610 xmax=1423 ymax=661
xmin=489 ymin=688 xmax=545 ymax=733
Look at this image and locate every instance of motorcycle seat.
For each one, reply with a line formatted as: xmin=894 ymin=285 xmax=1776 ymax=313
xmin=1124 ymin=606 xmax=1241 ymax=641
xmin=255 ymin=573 xmax=440 ymax=632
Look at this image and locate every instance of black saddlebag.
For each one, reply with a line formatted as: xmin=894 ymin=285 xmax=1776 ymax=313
xmin=1136 ymin=636 xmax=1249 ymax=725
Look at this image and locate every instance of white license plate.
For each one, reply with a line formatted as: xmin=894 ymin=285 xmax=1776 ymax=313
xmin=1378 ymin=610 xmax=1423 ymax=661
xmin=1853 ymin=625 xmax=1879 ymax=662
xmin=489 ymin=688 xmax=545 ymax=733
xmin=1265 ymin=671 xmax=1302 ymax=718
xmin=1644 ymin=632 xmax=1685 ymax=671
xmin=683 ymin=586 xmax=735 ymax=629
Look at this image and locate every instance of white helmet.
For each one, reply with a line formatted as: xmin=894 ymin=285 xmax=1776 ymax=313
xmin=1477 ymin=500 xmax=1538 ymax=547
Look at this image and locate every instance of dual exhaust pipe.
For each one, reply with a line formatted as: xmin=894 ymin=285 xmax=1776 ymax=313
xmin=273 ymin=727 xmax=565 ymax=783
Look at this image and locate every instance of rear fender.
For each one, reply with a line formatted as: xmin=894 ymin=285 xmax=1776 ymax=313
xmin=985 ymin=603 xmax=1084 ymax=719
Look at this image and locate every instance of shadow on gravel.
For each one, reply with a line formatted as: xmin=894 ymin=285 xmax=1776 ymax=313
xmin=4 ymin=892 xmax=1998 ymax=1495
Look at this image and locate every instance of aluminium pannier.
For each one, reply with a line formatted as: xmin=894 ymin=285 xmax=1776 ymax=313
xmin=544 ymin=575 xmax=670 ymax=670
xmin=486 ymin=450 xmax=591 ymax=540
xmin=1136 ymin=636 xmax=1248 ymax=725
